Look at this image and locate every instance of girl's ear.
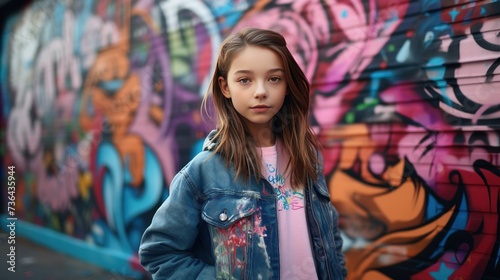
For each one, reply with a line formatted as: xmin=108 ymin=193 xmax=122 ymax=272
xmin=218 ymin=77 xmax=231 ymax=99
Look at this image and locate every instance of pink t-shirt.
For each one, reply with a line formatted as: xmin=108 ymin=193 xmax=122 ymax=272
xmin=259 ymin=141 xmax=318 ymax=280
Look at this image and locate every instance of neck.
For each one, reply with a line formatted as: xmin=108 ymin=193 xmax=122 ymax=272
xmin=247 ymin=126 xmax=276 ymax=147
xmin=255 ymin=134 xmax=276 ymax=147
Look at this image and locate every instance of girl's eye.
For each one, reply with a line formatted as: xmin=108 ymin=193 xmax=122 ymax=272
xmin=269 ymin=76 xmax=281 ymax=83
xmin=238 ymin=78 xmax=250 ymax=84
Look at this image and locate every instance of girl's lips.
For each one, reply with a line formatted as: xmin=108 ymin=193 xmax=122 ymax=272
xmin=251 ymin=106 xmax=270 ymax=112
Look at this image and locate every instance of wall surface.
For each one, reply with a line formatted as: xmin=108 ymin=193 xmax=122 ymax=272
xmin=1 ymin=0 xmax=499 ymax=279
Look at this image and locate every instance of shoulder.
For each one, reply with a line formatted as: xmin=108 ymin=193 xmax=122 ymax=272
xmin=178 ymin=150 xmax=232 ymax=188
xmin=183 ymin=150 xmax=224 ymax=171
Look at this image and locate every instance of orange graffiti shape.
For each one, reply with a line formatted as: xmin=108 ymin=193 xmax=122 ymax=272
xmin=80 ymin=47 xmax=145 ymax=187
xmin=322 ymin=124 xmax=455 ymax=279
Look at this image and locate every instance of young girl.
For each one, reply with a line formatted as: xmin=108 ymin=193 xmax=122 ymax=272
xmin=139 ymin=28 xmax=347 ymax=280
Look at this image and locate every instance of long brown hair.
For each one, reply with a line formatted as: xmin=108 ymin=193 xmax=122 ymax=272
xmin=201 ymin=28 xmax=320 ymax=189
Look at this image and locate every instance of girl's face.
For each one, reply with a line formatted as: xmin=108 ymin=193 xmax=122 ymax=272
xmin=219 ymin=46 xmax=288 ymax=144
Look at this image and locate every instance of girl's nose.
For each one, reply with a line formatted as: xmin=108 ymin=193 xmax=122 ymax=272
xmin=254 ymin=82 xmax=267 ymax=98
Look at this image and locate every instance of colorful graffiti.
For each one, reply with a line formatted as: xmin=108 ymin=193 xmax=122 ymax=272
xmin=1 ymin=0 xmax=499 ymax=278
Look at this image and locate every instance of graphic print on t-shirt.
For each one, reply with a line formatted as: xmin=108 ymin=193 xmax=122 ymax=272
xmin=259 ymin=142 xmax=319 ymax=280
xmin=264 ymin=163 xmax=305 ymax=211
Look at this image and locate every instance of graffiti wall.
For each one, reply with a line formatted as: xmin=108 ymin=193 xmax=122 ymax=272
xmin=1 ymin=0 xmax=499 ymax=278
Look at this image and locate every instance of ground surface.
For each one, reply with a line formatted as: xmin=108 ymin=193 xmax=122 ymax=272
xmin=0 ymin=230 xmax=144 ymax=280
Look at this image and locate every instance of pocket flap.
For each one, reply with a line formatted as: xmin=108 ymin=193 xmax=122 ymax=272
xmin=202 ymin=195 xmax=257 ymax=229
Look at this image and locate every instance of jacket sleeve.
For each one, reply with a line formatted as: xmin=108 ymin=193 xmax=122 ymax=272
xmin=139 ymin=171 xmax=215 ymax=279
xmin=330 ymin=200 xmax=348 ymax=279
xmin=317 ymin=149 xmax=348 ymax=279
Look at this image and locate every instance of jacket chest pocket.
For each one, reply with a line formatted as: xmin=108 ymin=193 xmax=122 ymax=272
xmin=202 ymin=194 xmax=258 ymax=279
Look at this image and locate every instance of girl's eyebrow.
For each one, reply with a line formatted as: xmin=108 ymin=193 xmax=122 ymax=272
xmin=233 ymin=68 xmax=285 ymax=75
xmin=268 ymin=68 xmax=285 ymax=73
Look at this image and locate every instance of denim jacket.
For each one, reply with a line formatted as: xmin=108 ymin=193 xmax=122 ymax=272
xmin=139 ymin=131 xmax=347 ymax=279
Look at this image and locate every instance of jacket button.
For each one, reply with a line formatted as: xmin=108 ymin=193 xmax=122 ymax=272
xmin=219 ymin=212 xmax=228 ymax=222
